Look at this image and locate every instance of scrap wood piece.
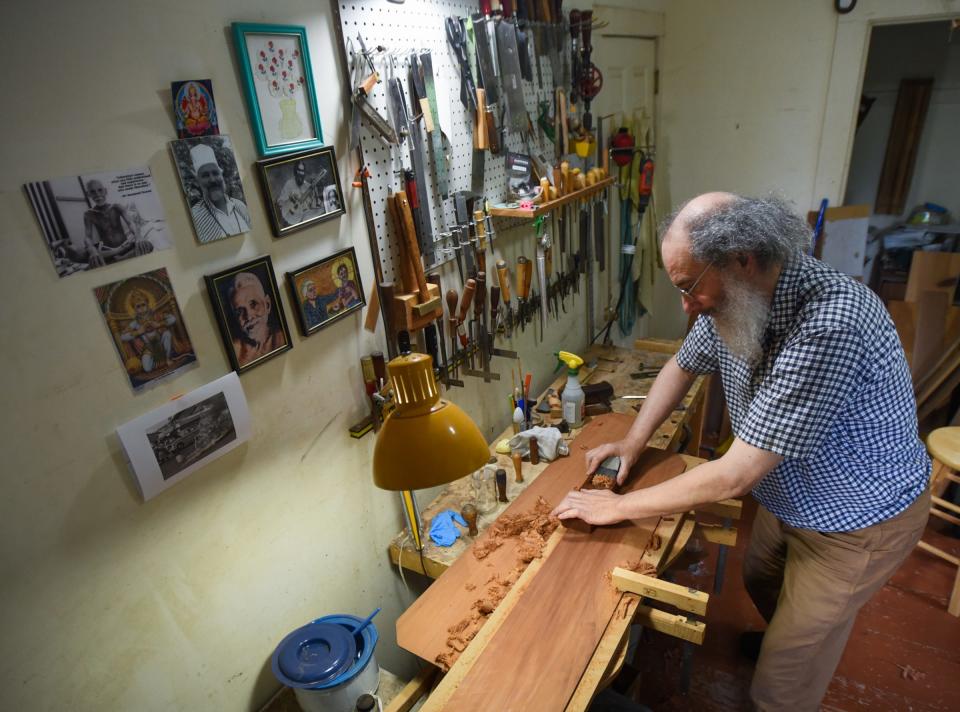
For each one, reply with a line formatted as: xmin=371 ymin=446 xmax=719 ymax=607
xmin=397 ymin=414 xmax=646 ymax=668
xmin=435 ymin=452 xmax=688 ymax=711
xmin=383 ymin=665 xmax=439 ymax=712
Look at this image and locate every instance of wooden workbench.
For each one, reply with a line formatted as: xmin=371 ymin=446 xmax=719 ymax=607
xmin=387 ymin=341 xmax=708 ymax=578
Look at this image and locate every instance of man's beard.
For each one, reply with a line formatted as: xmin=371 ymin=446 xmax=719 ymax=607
xmin=712 ymin=278 xmax=770 ymax=363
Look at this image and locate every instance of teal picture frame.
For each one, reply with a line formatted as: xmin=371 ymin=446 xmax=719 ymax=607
xmin=231 ymin=22 xmax=324 ymax=157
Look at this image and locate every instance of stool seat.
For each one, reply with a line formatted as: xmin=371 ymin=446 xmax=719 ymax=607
xmin=928 ymin=427 xmax=960 ymax=471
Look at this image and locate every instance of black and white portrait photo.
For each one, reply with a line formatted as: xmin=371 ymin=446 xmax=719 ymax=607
xmin=170 ymin=134 xmax=251 ymax=243
xmin=256 ymin=145 xmax=345 ymax=236
xmin=24 ymin=167 xmax=171 ymax=278
xmin=117 ymin=372 xmax=251 ymax=501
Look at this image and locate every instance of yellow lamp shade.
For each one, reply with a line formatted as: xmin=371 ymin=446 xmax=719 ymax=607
xmin=373 ymin=353 xmax=490 ymax=490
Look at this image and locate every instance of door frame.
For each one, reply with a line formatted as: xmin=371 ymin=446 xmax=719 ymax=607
xmin=813 ymin=0 xmax=960 ymax=205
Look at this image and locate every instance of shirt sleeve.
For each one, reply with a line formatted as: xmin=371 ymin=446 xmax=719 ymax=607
xmin=675 ymin=316 xmax=719 ymax=374
xmin=738 ymin=327 xmax=866 ymax=459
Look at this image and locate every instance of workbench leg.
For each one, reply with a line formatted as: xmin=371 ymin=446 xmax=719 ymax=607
xmin=680 ymin=640 xmax=694 ymax=694
xmin=713 ymin=517 xmax=732 ymax=594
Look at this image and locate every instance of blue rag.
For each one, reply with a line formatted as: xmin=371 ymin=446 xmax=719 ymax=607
xmin=429 ymin=509 xmax=467 ymax=547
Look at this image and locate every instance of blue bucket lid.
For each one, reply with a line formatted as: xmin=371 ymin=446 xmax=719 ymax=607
xmin=272 ymin=621 xmax=356 ymax=687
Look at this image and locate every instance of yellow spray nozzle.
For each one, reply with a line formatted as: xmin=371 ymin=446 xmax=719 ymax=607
xmin=556 ymin=350 xmax=584 ymax=373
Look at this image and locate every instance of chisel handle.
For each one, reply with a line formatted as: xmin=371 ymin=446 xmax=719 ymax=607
xmin=516 ymin=256 xmax=530 ymax=300
xmin=458 ymin=278 xmax=476 ymax=323
xmin=496 ymin=259 xmax=512 ymax=303
xmin=522 ymin=258 xmax=533 ymax=299
xmin=490 ymin=285 xmax=500 ymax=315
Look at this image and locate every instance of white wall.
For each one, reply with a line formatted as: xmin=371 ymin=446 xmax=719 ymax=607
xmin=845 ymin=20 xmax=960 ymax=226
xmin=0 ymin=1 xmax=595 ymax=710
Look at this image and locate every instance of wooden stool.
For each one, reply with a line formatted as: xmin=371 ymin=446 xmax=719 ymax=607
xmin=919 ymin=427 xmax=960 ymax=616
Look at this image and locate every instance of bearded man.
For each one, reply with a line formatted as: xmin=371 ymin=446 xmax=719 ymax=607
xmin=552 ymin=192 xmax=930 ymax=711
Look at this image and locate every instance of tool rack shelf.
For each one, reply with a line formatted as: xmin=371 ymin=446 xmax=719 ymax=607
xmin=487 ymin=176 xmax=615 ymax=219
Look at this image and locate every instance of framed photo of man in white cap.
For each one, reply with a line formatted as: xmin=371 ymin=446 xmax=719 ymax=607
xmin=170 ymin=135 xmax=251 ymax=243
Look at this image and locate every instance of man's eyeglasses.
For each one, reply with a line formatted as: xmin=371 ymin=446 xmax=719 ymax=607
xmin=675 ymin=262 xmax=713 ymax=299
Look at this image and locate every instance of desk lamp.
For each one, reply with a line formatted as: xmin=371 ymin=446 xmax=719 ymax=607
xmin=372 ymin=351 xmax=489 ymax=551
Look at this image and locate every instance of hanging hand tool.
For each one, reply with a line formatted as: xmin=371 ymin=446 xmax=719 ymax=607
xmin=404 ymin=55 xmax=435 ymax=264
xmin=513 ymin=0 xmax=534 ymax=83
xmin=535 ymin=220 xmax=551 ymax=342
xmin=577 ymin=10 xmax=602 ymax=132
xmin=427 ymin=273 xmax=462 ymax=388
xmin=394 ymin=191 xmax=441 ymax=318
xmin=496 ymin=3 xmax=530 ymax=135
xmin=496 ymin=258 xmax=514 ymax=337
xmin=489 ymin=285 xmax=518 ymax=360
xmin=350 ymin=37 xmax=398 ymax=148
xmin=483 ymin=200 xmax=498 ymax=257
xmin=474 ymin=271 xmax=499 ymax=382
xmin=458 ymin=278 xmax=484 ymax=379
xmin=472 ymin=10 xmax=502 ymax=153
xmin=418 ymin=51 xmax=449 ymax=198
xmin=473 ymin=210 xmax=488 ymax=275
xmin=446 ymin=289 xmax=460 ymax=379
xmin=516 ymin=255 xmax=533 ymax=333
xmin=445 ymin=17 xmax=478 ymax=113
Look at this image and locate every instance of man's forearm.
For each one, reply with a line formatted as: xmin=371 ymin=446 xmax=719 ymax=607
xmin=624 ymin=356 xmax=697 ymax=449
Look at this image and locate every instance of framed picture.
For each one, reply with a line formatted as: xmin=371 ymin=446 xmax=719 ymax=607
xmin=286 ymin=247 xmax=365 ymax=336
xmin=24 ymin=166 xmax=171 ymax=278
xmin=205 ymin=256 xmax=292 ymax=373
xmin=171 ymin=79 xmax=220 ymax=139
xmin=256 ymin=146 xmax=345 ymax=237
xmin=117 ymin=372 xmax=251 ymax=501
xmin=170 ymin=135 xmax=251 ymax=244
xmin=231 ymin=23 xmax=324 ymax=157
xmin=93 ymin=267 xmax=198 ymax=391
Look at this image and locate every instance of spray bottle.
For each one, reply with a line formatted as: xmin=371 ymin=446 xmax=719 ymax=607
xmin=557 ymin=351 xmax=585 ymax=428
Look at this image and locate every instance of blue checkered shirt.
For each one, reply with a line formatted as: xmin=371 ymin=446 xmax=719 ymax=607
xmin=676 ymin=253 xmax=930 ymax=531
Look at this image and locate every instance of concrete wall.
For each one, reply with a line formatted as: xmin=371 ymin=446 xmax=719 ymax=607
xmin=845 ymin=20 xmax=960 ymax=227
xmin=0 ymin=1 xmax=595 ymax=710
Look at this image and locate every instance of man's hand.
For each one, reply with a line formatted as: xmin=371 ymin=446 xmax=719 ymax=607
xmin=584 ymin=439 xmax=640 ymax=486
xmin=551 ymin=489 xmax=627 ymax=526
xmin=87 ymin=251 xmax=106 ymax=268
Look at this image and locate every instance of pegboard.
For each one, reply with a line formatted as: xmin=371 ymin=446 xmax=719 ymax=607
xmin=331 ymin=0 xmax=561 ymax=285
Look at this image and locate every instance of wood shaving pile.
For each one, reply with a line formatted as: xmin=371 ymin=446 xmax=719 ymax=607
xmin=435 ymin=497 xmax=560 ymax=670
xmin=591 ymin=474 xmax=616 ymax=490
xmin=898 ymin=664 xmax=926 ymax=681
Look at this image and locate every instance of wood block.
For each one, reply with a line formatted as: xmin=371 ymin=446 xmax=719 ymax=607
xmin=633 ymin=605 xmax=706 ymax=645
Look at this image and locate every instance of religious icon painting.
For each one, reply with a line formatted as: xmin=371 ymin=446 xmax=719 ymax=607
xmin=93 ymin=267 xmax=198 ymax=391
xmin=286 ymin=247 xmax=365 ymax=336
xmin=256 ymin=146 xmax=345 ymax=237
xmin=170 ymin=135 xmax=251 ymax=244
xmin=205 ymin=256 xmax=293 ymax=374
xmin=171 ymin=79 xmax=220 ymax=139
xmin=24 ymin=167 xmax=171 ymax=278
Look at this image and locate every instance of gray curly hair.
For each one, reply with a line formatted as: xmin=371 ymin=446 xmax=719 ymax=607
xmin=661 ymin=195 xmax=810 ymax=269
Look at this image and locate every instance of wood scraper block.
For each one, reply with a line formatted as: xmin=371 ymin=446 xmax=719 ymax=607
xmin=562 ymin=455 xmax=621 ymax=533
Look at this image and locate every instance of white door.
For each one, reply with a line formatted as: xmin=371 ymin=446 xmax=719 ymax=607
xmin=590 ymin=10 xmax=659 ymax=347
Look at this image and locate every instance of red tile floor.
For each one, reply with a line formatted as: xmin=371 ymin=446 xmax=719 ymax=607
xmin=619 ymin=497 xmax=960 ymax=711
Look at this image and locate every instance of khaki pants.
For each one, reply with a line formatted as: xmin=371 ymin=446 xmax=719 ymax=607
xmin=743 ymin=489 xmax=930 ymax=711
